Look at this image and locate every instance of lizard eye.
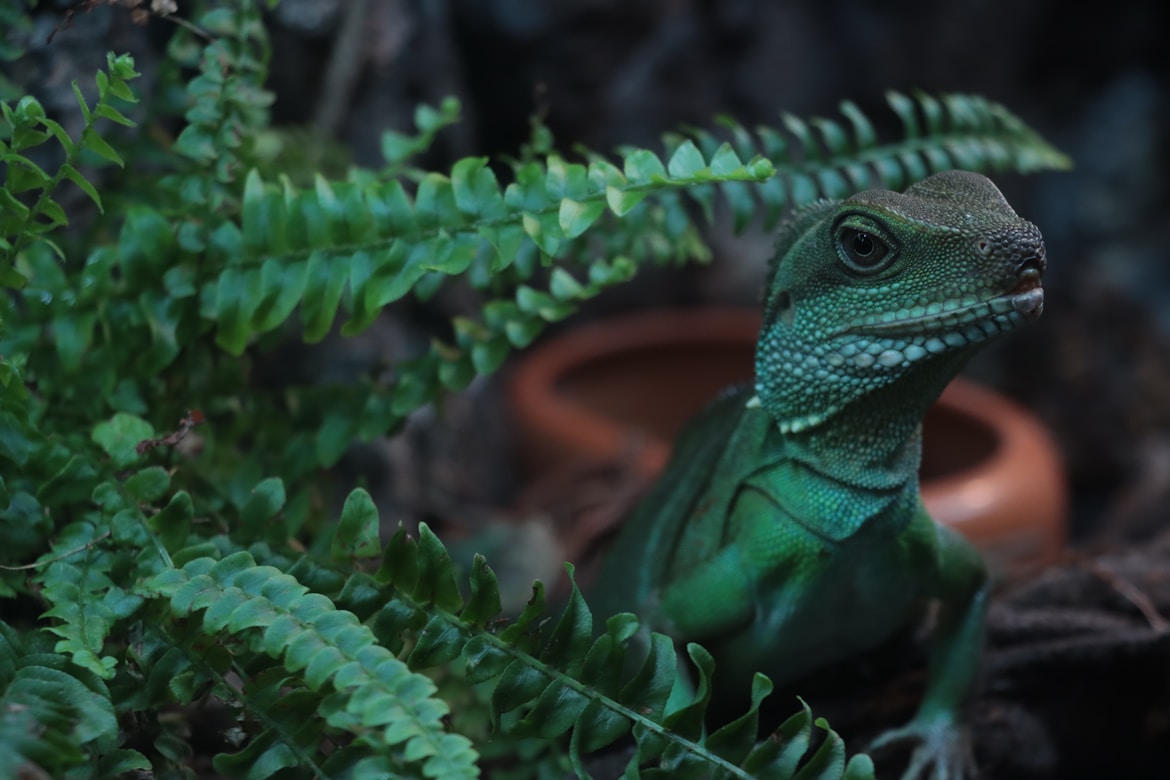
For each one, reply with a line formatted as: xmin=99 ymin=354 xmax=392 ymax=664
xmin=838 ymin=228 xmax=891 ymax=273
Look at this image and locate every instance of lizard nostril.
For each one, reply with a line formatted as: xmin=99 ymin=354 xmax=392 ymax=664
xmin=979 ymin=225 xmax=1046 ymax=276
xmin=1020 ymin=254 xmax=1045 ymax=274
xmin=1014 ymin=242 xmax=1047 ymax=276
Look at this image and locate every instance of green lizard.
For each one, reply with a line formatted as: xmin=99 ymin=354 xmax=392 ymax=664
xmin=590 ymin=170 xmax=1047 ymax=779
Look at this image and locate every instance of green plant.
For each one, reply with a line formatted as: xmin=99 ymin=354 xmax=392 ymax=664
xmin=0 ymin=2 xmax=1069 ymax=778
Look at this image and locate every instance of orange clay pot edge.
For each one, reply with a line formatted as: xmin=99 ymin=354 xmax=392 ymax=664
xmin=508 ymin=309 xmax=762 ymax=472
xmin=924 ymin=377 xmax=1068 ymax=561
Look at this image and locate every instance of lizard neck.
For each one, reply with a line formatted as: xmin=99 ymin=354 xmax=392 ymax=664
xmin=770 ymin=352 xmax=972 ymax=494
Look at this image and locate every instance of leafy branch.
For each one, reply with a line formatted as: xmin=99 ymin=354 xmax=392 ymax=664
xmin=0 ymin=52 xmax=139 ymax=287
xmin=139 ymin=504 xmax=877 ymax=780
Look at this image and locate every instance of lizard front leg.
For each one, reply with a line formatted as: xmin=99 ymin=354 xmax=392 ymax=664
xmin=657 ymin=544 xmax=756 ymax=638
xmin=655 ymin=484 xmax=816 ymax=642
xmin=871 ymin=517 xmax=989 ymax=780
xmin=647 ymin=545 xmax=757 ymax=714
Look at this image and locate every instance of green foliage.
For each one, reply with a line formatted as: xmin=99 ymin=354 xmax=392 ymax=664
xmin=0 ymin=1 xmax=1068 ymax=777
xmin=138 ymin=527 xmax=876 ymax=779
xmin=0 ymin=51 xmax=138 ymax=289
xmin=0 ymin=621 xmax=131 ymax=777
xmin=145 ymin=548 xmax=478 ymax=779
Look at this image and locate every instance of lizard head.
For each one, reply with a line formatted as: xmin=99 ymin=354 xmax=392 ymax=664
xmin=756 ymin=169 xmax=1046 ymax=434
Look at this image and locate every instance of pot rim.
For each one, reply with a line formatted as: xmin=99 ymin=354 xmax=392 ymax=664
xmin=923 ymin=377 xmax=1067 ymax=550
xmin=509 ymin=308 xmax=762 ymax=470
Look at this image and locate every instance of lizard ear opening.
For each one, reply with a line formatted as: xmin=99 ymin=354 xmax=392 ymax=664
xmin=770 ymin=290 xmax=795 ymax=326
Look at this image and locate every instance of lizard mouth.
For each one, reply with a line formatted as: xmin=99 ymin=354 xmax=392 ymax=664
xmin=1004 ymin=267 xmax=1044 ymax=319
xmin=846 ymin=266 xmax=1044 ymax=339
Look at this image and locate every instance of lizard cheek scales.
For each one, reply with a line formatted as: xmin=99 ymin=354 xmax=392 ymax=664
xmin=756 ymin=174 xmax=1046 ymax=436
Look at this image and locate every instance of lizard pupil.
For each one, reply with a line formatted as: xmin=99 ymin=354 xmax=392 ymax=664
xmin=853 ymin=233 xmax=874 ymax=256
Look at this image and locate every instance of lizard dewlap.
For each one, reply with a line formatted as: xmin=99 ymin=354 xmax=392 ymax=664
xmin=591 ymin=170 xmax=1046 ymax=780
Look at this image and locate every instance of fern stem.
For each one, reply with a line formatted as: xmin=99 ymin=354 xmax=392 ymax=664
xmin=223 ymin=659 xmax=333 ymax=777
xmin=6 ymin=112 xmax=96 ymax=265
xmin=0 ymin=530 xmax=111 ymax=571
xmin=428 ymin=601 xmax=759 ymax=779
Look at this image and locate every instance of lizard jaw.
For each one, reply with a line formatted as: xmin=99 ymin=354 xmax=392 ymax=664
xmin=845 ymin=271 xmax=1044 ymax=340
xmin=820 ymin=269 xmax=1044 ymax=373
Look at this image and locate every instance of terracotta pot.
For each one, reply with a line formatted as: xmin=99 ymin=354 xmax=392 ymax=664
xmin=507 ymin=308 xmax=1067 ymax=575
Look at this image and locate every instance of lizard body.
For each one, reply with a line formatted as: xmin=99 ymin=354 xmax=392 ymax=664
xmin=590 ymin=170 xmax=1047 ymax=779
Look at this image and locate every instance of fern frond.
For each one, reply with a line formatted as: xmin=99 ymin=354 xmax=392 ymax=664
xmin=142 ymin=550 xmax=480 ymax=780
xmin=0 ymin=621 xmax=139 ymax=777
xmin=32 ymin=521 xmax=123 ymax=680
xmin=210 ymin=665 xmax=337 ymax=778
xmin=141 ymin=496 xmax=874 ymax=779
xmin=171 ymin=0 xmax=271 ymax=186
xmin=377 ymin=97 xmax=463 ymax=176
xmin=676 ymin=90 xmax=1072 ymax=231
xmin=0 ymin=52 xmax=139 ymax=285
xmin=379 ymin=524 xmax=877 ymax=780
xmin=28 ymin=417 xmax=182 ymax=678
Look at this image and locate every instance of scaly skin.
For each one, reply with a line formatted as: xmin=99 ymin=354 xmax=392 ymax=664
xmin=590 ymin=170 xmax=1047 ymax=779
